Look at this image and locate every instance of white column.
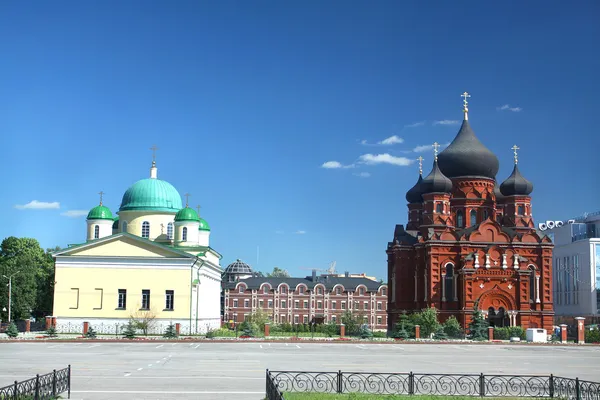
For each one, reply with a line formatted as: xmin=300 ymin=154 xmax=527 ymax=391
xmin=474 ymin=254 xmax=480 ymax=269
xmin=453 ymin=276 xmax=458 ymax=301
xmin=485 ymin=254 xmax=491 ymax=269
xmin=414 ymin=273 xmax=418 ymax=302
xmin=502 ymin=254 xmax=508 ymax=269
xmin=535 ymin=275 xmax=541 ymax=303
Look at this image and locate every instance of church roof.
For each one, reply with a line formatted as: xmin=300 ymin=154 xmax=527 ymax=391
xmin=500 ymin=164 xmax=534 ymax=196
xmin=198 ymin=218 xmax=210 ymax=231
xmin=224 ymin=259 xmax=253 ymax=275
xmin=175 ymin=207 xmax=200 ymax=222
xmin=406 ymin=174 xmax=425 ymax=204
xmin=87 ymin=205 xmax=113 ymax=220
xmin=421 ymin=160 xmax=453 ymax=194
xmin=119 ymin=178 xmax=183 ymax=213
xmin=437 ymin=119 xmax=499 ymax=179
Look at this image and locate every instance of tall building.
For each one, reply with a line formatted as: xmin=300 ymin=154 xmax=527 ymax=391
xmin=222 ymin=262 xmax=389 ymax=330
xmin=52 ymin=154 xmax=223 ymax=334
xmin=387 ymin=93 xmax=554 ymax=332
xmin=539 ymin=212 xmax=600 ymax=316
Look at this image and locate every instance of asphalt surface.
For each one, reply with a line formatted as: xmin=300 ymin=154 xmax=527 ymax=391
xmin=0 ymin=341 xmax=598 ymax=399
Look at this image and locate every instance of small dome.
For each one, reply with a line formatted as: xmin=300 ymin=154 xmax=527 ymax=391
xmin=112 ymin=216 xmax=119 ymax=229
xmin=494 ymin=184 xmax=506 ymax=203
xmin=437 ymin=119 xmax=499 ymax=179
xmin=500 ymin=165 xmax=533 ymax=196
xmin=421 ymin=161 xmax=453 ymax=194
xmin=224 ymin=259 xmax=253 ymax=275
xmin=175 ymin=207 xmax=200 ymax=222
xmin=198 ymin=218 xmax=211 ymax=231
xmin=87 ymin=205 xmax=113 ymax=220
xmin=405 ymin=174 xmax=425 ymax=204
xmin=120 ymin=178 xmax=183 ymax=212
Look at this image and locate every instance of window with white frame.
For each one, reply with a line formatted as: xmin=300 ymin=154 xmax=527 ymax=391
xmin=141 ymin=289 xmax=150 ymax=310
xmin=259 ymin=299 xmax=264 ymax=308
xmin=182 ymin=227 xmax=188 ymax=241
xmin=239 ymin=286 xmax=244 ymax=293
xmin=364 ymin=301 xmax=368 ymax=310
xmin=142 ymin=221 xmax=150 ymax=238
xmin=294 ymin=300 xmax=299 ymax=309
xmin=281 ymin=300 xmax=287 ymax=309
xmin=332 ymin=315 xmax=337 ymax=323
xmin=331 ymin=301 xmax=336 ymax=309
xmin=263 ymin=286 xmax=269 ymax=294
xmin=303 ymin=300 xmax=308 ymax=309
xmin=336 ymin=287 xmax=342 ymax=295
xmin=317 ymin=301 xmax=322 ymax=309
xmin=303 ymin=315 xmax=308 ymax=323
xmin=377 ymin=316 xmax=382 ymax=325
xmin=317 ymin=287 xmax=323 ymax=295
xmin=233 ymin=299 xmax=238 ymax=307
xmin=298 ymin=286 xmax=305 ymax=294
xmin=122 ymin=221 xmax=128 ymax=232
xmin=167 ymin=222 xmax=173 ymax=240
xmin=94 ymin=225 xmax=99 ymax=239
xmin=341 ymin=301 xmax=346 ymax=310
xmin=117 ymin=289 xmax=127 ymax=309
xmin=165 ymin=290 xmax=174 ymax=310
xmin=244 ymin=299 xmax=249 ymax=308
xmin=294 ymin=315 xmax=299 ymax=324
xmin=359 ymin=287 xmax=365 ymax=295
xmin=268 ymin=300 xmax=273 ymax=308
xmin=377 ymin=302 xmax=382 ymax=310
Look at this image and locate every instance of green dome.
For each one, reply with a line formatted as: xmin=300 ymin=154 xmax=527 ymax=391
xmin=198 ymin=218 xmax=211 ymax=231
xmin=87 ymin=205 xmax=114 ymax=220
xmin=112 ymin=216 xmax=119 ymax=229
xmin=120 ymin=178 xmax=183 ymax=212
xmin=175 ymin=207 xmax=200 ymax=222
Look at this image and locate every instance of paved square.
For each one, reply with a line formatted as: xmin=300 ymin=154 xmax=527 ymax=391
xmin=1 ymin=342 xmax=598 ymax=399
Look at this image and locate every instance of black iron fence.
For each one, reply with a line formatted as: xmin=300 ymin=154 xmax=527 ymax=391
xmin=266 ymin=370 xmax=600 ymax=400
xmin=0 ymin=366 xmax=70 ymax=400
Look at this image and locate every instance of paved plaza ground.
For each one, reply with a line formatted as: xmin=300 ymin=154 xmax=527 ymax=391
xmin=0 ymin=342 xmax=598 ymax=399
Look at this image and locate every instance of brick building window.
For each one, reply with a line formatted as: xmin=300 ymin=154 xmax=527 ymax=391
xmin=381 ymin=288 xmax=386 ymax=296
xmin=332 ymin=315 xmax=337 ymax=323
xmin=354 ymin=301 xmax=359 ymax=310
xmin=244 ymin=299 xmax=249 ymax=308
xmin=470 ymin=209 xmax=477 ymax=226
xmin=336 ymin=287 xmax=342 ymax=295
xmin=263 ymin=286 xmax=269 ymax=294
xmin=364 ymin=301 xmax=368 ymax=310
xmin=377 ymin=316 xmax=382 ymax=325
xmin=281 ymin=300 xmax=287 ymax=309
xmin=281 ymin=286 xmax=287 ymax=294
xmin=239 ymin=286 xmax=244 ymax=293
xmin=456 ymin=210 xmax=464 ymax=227
xmin=317 ymin=287 xmax=323 ymax=295
xmin=268 ymin=300 xmax=273 ymax=308
xmin=436 ymin=202 xmax=443 ymax=213
xmin=294 ymin=300 xmax=299 ymax=309
xmin=298 ymin=286 xmax=305 ymax=294
xmin=317 ymin=301 xmax=322 ymax=309
xmin=331 ymin=301 xmax=336 ymax=309
xmin=233 ymin=299 xmax=238 ymax=307
xmin=303 ymin=316 xmax=308 ymax=323
xmin=303 ymin=300 xmax=308 ymax=309
xmin=259 ymin=300 xmax=264 ymax=308
xmin=294 ymin=315 xmax=299 ymax=324
xmin=341 ymin=302 xmax=346 ymax=310
xmin=518 ymin=205 xmax=525 ymax=215
xmin=359 ymin=287 xmax=365 ymax=295
xmin=377 ymin=302 xmax=382 ymax=310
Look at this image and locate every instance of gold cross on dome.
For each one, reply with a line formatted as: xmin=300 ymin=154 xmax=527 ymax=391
xmin=417 ymin=156 xmax=424 ymax=175
xmin=433 ymin=142 xmax=440 ymax=161
xmin=184 ymin=193 xmax=191 ymax=207
xmin=461 ymin=91 xmax=471 ymax=110
xmin=150 ymin=145 xmax=159 ymax=162
xmin=98 ymin=191 xmax=104 ymax=206
xmin=511 ymin=145 xmax=520 ymax=165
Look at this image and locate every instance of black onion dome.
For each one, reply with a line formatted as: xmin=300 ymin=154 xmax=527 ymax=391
xmin=437 ymin=119 xmax=499 ymax=179
xmin=421 ymin=161 xmax=453 ymax=194
xmin=406 ymin=174 xmax=425 ymax=204
xmin=494 ymin=183 xmax=507 ymax=203
xmin=500 ymin=164 xmax=533 ymax=196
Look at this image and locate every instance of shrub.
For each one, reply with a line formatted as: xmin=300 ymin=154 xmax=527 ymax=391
xmin=494 ymin=327 xmax=510 ymax=340
xmin=443 ymin=316 xmax=463 ymax=338
xmin=508 ymin=326 xmax=526 ymax=340
xmin=434 ymin=325 xmax=448 ymax=340
xmin=239 ymin=321 xmax=258 ymax=337
xmin=206 ymin=328 xmax=236 ymax=338
xmin=468 ymin=306 xmax=488 ymax=341
xmin=585 ymin=329 xmax=600 ymax=343
xmin=373 ymin=331 xmax=387 ymax=338
xmin=122 ymin=321 xmax=136 ymax=339
xmin=85 ymin=326 xmax=97 ymax=339
xmin=5 ymin=322 xmax=19 ymax=338
xmin=323 ymin=322 xmax=338 ymax=337
xmin=359 ymin=325 xmax=373 ymax=339
xmin=163 ymin=324 xmax=178 ymax=339
xmin=415 ymin=307 xmax=440 ymax=337
xmin=46 ymin=326 xmax=58 ymax=338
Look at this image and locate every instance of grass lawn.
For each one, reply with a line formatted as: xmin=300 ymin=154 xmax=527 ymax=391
xmin=284 ymin=394 xmax=523 ymax=400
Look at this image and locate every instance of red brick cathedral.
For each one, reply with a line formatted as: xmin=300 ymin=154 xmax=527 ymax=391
xmin=387 ymin=93 xmax=554 ymax=332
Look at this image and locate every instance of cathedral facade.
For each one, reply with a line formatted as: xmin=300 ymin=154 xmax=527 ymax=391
xmin=387 ymin=94 xmax=554 ymax=332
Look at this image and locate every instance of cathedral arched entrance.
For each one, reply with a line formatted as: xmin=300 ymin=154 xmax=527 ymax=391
xmin=477 ymin=287 xmax=516 ymax=328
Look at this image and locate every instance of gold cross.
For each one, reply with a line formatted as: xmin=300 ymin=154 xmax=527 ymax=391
xmin=196 ymin=205 xmax=201 ymax=216
xmin=433 ymin=142 xmax=440 ymax=161
xmin=461 ymin=91 xmax=471 ymax=111
xmin=184 ymin=193 xmax=191 ymax=207
xmin=150 ymin=145 xmax=159 ymax=162
xmin=512 ymin=145 xmax=520 ymax=164
xmin=98 ymin=191 xmax=104 ymax=206
xmin=417 ymin=156 xmax=424 ymax=175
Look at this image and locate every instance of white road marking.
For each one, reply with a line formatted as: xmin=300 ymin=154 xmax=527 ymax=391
xmin=156 ymin=344 xmax=164 ymax=349
xmin=171 ymin=343 xmax=177 ymax=346
xmin=124 ymin=373 xmax=131 ymax=377
xmin=296 ymin=345 xmax=301 ymax=348
xmin=88 ymin=344 xmax=101 ymax=349
xmin=194 ymin=344 xmax=200 ymax=349
xmin=148 ymin=364 xmax=153 ymax=367
xmin=137 ymin=368 xmax=143 ymax=371
xmin=189 ymin=343 xmax=194 ymax=347
xmin=259 ymin=345 xmax=263 ymax=349
xmin=156 ymin=360 xmax=160 ymax=363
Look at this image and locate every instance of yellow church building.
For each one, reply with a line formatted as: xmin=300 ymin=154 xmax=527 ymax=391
xmin=52 ymin=157 xmax=223 ymax=335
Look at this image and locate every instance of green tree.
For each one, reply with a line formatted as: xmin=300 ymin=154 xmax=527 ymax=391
xmin=266 ymin=267 xmax=290 ymax=278
xmin=391 ymin=312 xmax=414 ymax=339
xmin=443 ymin=315 xmax=463 ymax=338
xmin=415 ymin=307 xmax=440 ymax=337
xmin=5 ymin=322 xmax=19 ymax=338
xmin=163 ymin=324 xmax=178 ymax=339
xmin=340 ymin=310 xmax=363 ymax=336
xmin=122 ymin=321 xmax=137 ymax=339
xmin=0 ymin=237 xmax=51 ymax=321
xmin=359 ymin=325 xmax=373 ymax=339
xmin=245 ymin=309 xmax=270 ymax=331
xmin=468 ymin=305 xmax=489 ymax=341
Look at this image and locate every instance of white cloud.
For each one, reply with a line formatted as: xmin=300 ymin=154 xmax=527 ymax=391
xmin=433 ymin=120 xmax=460 ymax=126
xmin=60 ymin=210 xmax=89 ymax=218
xmin=353 ymin=172 xmax=371 ymax=178
xmin=15 ymin=200 xmax=60 ymax=210
xmin=358 ymin=153 xmax=413 ymax=166
xmin=321 ymin=161 xmax=354 ymax=169
xmin=411 ymin=142 xmax=450 ymax=153
xmin=404 ymin=121 xmax=426 ymax=128
xmin=497 ymin=104 xmax=522 ymax=112
xmin=294 ymin=230 xmax=306 ymax=234
xmin=378 ymin=135 xmax=404 ymax=145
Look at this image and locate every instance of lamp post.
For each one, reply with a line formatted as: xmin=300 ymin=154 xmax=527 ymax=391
xmin=2 ymin=271 xmax=20 ymax=323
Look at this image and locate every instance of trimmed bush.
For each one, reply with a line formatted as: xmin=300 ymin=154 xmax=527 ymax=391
xmin=85 ymin=326 xmax=97 ymax=339
xmin=443 ymin=316 xmax=463 ymax=338
xmin=585 ymin=329 xmax=600 ymax=343
xmin=5 ymin=322 xmax=19 ymax=338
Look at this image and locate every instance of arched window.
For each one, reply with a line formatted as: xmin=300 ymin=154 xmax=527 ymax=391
xmin=518 ymin=205 xmax=525 ymax=215
xmin=436 ymin=203 xmax=443 ymax=213
xmin=182 ymin=227 xmax=188 ymax=241
xmin=122 ymin=221 xmax=128 ymax=233
xmin=529 ymin=265 xmax=536 ymax=303
xmin=470 ymin=210 xmax=477 ymax=226
xmin=483 ymin=209 xmax=489 ymax=221
xmin=94 ymin=225 xmax=99 ymax=239
xmin=142 ymin=221 xmax=150 ymax=238
xmin=167 ymin=223 xmax=174 ymax=240
xmin=445 ymin=263 xmax=454 ymax=301
xmin=456 ymin=210 xmax=464 ymax=227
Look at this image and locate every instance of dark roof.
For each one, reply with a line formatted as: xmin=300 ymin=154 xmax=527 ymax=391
xmin=405 ymin=173 xmax=424 ymax=204
xmin=224 ymin=275 xmax=384 ymax=291
xmin=224 ymin=259 xmax=253 ymax=275
xmin=421 ymin=160 xmax=453 ymax=194
xmin=500 ymin=164 xmax=533 ymax=196
xmin=494 ymin=183 xmax=506 ymax=203
xmin=437 ymin=119 xmax=499 ymax=179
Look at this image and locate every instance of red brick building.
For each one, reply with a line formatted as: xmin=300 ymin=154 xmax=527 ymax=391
xmin=222 ymin=262 xmax=388 ymax=330
xmin=387 ymin=94 xmax=554 ymax=332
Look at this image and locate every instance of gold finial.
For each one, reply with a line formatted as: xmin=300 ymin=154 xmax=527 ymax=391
xmin=196 ymin=205 xmax=201 ymax=216
xmin=461 ymin=91 xmax=471 ymax=120
xmin=184 ymin=193 xmax=191 ymax=207
xmin=98 ymin=191 xmax=104 ymax=206
xmin=511 ymin=145 xmax=520 ymax=165
xmin=150 ymin=145 xmax=159 ymax=165
xmin=417 ymin=156 xmax=424 ymax=175
xmin=433 ymin=142 xmax=440 ymax=161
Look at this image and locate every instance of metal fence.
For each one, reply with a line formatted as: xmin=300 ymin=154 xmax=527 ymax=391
xmin=0 ymin=366 xmax=70 ymax=400
xmin=266 ymin=370 xmax=600 ymax=400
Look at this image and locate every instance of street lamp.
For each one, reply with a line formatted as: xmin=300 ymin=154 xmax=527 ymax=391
xmin=2 ymin=271 xmax=20 ymax=323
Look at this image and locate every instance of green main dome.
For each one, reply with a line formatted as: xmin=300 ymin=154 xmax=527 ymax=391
xmin=87 ymin=205 xmax=114 ymax=220
xmin=198 ymin=218 xmax=210 ymax=231
xmin=119 ymin=178 xmax=183 ymax=212
xmin=175 ymin=207 xmax=200 ymax=222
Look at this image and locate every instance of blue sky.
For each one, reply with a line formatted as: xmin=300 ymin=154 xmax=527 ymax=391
xmin=1 ymin=1 xmax=599 ymax=280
